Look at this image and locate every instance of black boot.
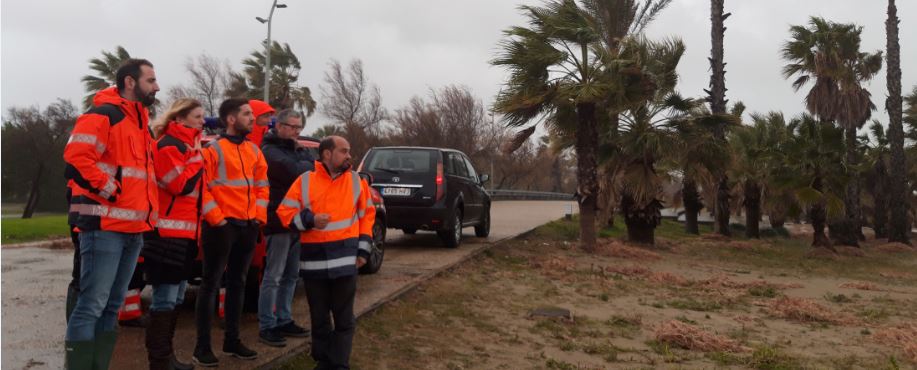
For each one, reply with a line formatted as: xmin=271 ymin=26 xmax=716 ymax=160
xmin=146 ymin=310 xmax=172 ymax=370
xmin=167 ymin=310 xmax=193 ymax=370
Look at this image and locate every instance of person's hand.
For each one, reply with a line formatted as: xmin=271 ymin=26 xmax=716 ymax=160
xmin=194 ymin=136 xmax=202 ymax=151
xmin=356 ymin=256 xmax=367 ymax=268
xmin=215 ymin=219 xmax=228 ymax=227
xmin=314 ymin=214 xmax=331 ymax=229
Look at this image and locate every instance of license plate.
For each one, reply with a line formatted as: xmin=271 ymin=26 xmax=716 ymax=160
xmin=382 ymin=187 xmax=411 ymax=196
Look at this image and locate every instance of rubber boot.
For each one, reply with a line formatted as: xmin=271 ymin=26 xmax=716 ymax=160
xmin=65 ymin=340 xmax=94 ymax=370
xmin=66 ymin=284 xmax=79 ymax=323
xmin=93 ymin=330 xmax=117 ymax=370
xmin=167 ymin=310 xmax=194 ymax=370
xmin=146 ymin=311 xmax=172 ymax=370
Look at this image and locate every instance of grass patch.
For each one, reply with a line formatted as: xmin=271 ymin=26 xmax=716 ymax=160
xmin=824 ymin=292 xmax=854 ymax=304
xmin=749 ymin=285 xmax=780 ymax=298
xmin=667 ymin=297 xmax=723 ymax=312
xmin=747 ymin=344 xmax=806 ymax=370
xmin=1 ymin=214 xmax=69 ymax=243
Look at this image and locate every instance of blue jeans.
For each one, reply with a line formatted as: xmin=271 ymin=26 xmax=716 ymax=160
xmin=258 ymin=232 xmax=301 ymax=330
xmin=66 ymin=230 xmax=143 ymax=341
xmin=150 ymin=281 xmax=188 ymax=312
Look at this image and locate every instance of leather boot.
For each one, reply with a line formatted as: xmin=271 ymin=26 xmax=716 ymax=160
xmin=167 ymin=310 xmax=194 ymax=370
xmin=93 ymin=330 xmax=117 ymax=370
xmin=146 ymin=310 xmax=172 ymax=370
xmin=65 ymin=340 xmax=94 ymax=370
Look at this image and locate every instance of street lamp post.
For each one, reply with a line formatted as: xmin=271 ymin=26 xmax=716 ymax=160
xmin=256 ymin=0 xmax=287 ymax=103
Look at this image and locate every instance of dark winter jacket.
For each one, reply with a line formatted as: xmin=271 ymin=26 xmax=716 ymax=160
xmin=261 ymin=130 xmax=314 ymax=234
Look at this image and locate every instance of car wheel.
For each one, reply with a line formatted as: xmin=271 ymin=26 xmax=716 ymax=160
xmin=402 ymin=228 xmax=417 ymax=235
xmin=360 ymin=217 xmax=386 ymax=275
xmin=474 ymin=205 xmax=491 ymax=238
xmin=438 ymin=209 xmax=462 ymax=248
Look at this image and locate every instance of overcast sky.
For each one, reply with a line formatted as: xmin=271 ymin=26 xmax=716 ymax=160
xmin=2 ymin=1 xmax=914 ymax=135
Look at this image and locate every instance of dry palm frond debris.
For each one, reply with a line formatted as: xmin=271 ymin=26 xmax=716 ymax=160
xmin=595 ymin=239 xmax=662 ymax=260
xmin=839 ymin=281 xmax=885 ymax=291
xmin=873 ymin=323 xmax=917 ymax=363
xmin=767 ymin=297 xmax=858 ymax=325
xmin=653 ymin=320 xmax=748 ymax=352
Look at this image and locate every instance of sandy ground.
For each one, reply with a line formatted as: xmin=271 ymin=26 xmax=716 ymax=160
xmin=346 ymin=222 xmax=917 ymax=370
xmin=1 ymin=200 xmax=576 ymax=370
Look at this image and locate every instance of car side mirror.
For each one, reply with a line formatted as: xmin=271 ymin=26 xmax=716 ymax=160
xmin=479 ymin=174 xmax=490 ymax=184
xmin=358 ymin=171 xmax=374 ymax=185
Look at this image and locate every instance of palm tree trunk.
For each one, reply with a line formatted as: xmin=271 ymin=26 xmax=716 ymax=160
xmin=886 ymin=0 xmax=911 ymax=244
xmin=709 ymin=0 xmax=731 ymax=237
xmin=683 ymin=177 xmax=701 ymax=234
xmin=836 ymin=126 xmax=862 ymax=247
xmin=621 ymin=193 xmax=661 ymax=245
xmin=873 ymin=158 xmax=889 ymax=239
xmin=744 ymin=179 xmax=761 ymax=238
xmin=811 ymin=175 xmax=835 ymax=250
xmin=575 ymin=102 xmax=599 ymax=252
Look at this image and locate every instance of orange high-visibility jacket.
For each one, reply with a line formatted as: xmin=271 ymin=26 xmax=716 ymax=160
xmin=152 ymin=122 xmax=204 ymax=239
xmin=276 ymin=162 xmax=375 ymax=279
xmin=200 ymin=135 xmax=269 ymax=226
xmin=64 ymin=87 xmax=159 ymax=233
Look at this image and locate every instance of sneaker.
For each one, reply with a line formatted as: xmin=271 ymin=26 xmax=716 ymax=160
xmin=223 ymin=340 xmax=258 ymax=360
xmin=192 ymin=348 xmax=219 ymax=367
xmin=259 ymin=329 xmax=287 ymax=347
xmin=276 ymin=322 xmax=310 ymax=338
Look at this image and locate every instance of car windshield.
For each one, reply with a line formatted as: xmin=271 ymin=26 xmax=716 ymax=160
xmin=366 ymin=149 xmax=433 ymax=174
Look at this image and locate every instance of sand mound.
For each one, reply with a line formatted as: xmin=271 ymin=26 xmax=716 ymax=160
xmin=873 ymin=324 xmax=917 ymax=363
xmin=875 ymin=242 xmax=914 ymax=254
xmin=767 ymin=297 xmax=857 ymax=325
xmin=595 ymin=239 xmax=662 ymax=260
xmin=835 ymin=246 xmax=866 ymax=257
xmin=654 ymin=320 xmax=748 ymax=353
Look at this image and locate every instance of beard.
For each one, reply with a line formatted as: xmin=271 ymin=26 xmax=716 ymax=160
xmin=233 ymin=121 xmax=252 ymax=136
xmin=336 ymin=161 xmax=352 ymax=173
xmin=134 ymin=85 xmax=157 ymax=107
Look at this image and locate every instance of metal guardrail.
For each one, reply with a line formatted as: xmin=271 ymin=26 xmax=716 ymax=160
xmin=487 ymin=189 xmax=574 ymax=201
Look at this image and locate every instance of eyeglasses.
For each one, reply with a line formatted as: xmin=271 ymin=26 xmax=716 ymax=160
xmin=280 ymin=122 xmax=304 ymax=130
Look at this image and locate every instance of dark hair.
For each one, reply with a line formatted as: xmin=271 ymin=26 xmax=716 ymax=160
xmin=218 ymin=98 xmax=249 ymax=127
xmin=115 ymin=59 xmax=154 ymax=90
xmin=318 ymin=137 xmax=337 ymax=160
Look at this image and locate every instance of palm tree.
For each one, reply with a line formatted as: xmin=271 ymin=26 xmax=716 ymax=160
xmin=226 ymin=41 xmax=317 ymax=118
xmin=81 ymin=46 xmax=131 ymax=110
xmin=774 ymin=115 xmax=847 ymax=249
xmin=781 ymin=17 xmax=883 ymax=246
xmin=708 ymin=0 xmax=732 ymax=236
xmin=886 ymin=0 xmax=911 ymax=244
xmin=605 ymin=38 xmax=686 ymax=244
xmin=492 ymin=0 xmax=657 ymax=250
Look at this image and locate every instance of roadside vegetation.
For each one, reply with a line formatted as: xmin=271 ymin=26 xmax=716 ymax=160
xmin=1 ymin=214 xmax=70 ymax=244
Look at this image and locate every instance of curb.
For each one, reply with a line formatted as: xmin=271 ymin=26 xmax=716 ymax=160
xmin=256 ymin=224 xmax=546 ymax=369
xmin=1 ymin=237 xmax=72 ymax=249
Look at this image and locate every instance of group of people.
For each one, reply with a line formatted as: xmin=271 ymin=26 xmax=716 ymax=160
xmin=63 ymin=58 xmax=376 ymax=370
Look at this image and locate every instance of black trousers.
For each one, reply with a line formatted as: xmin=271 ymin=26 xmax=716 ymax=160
xmin=304 ymin=275 xmax=358 ymax=370
xmin=195 ymin=222 xmax=258 ymax=349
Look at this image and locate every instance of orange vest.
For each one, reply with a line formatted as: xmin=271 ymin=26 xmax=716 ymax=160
xmin=152 ymin=122 xmax=203 ymax=239
xmin=276 ymin=162 xmax=375 ymax=278
xmin=64 ymin=87 xmax=159 ymax=233
xmin=200 ymin=135 xmax=269 ymax=225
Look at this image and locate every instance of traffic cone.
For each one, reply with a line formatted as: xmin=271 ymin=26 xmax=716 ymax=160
xmin=118 ymin=288 xmax=143 ymax=323
xmin=218 ymin=288 xmax=226 ymax=318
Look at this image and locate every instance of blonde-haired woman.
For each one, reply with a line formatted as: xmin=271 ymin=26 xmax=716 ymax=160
xmin=143 ymin=98 xmax=204 ymax=370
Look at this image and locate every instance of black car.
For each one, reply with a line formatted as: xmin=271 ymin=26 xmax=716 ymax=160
xmin=358 ymin=147 xmax=490 ymax=248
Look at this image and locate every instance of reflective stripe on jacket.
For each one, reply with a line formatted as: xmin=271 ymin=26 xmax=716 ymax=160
xmin=153 ymin=122 xmax=203 ymax=239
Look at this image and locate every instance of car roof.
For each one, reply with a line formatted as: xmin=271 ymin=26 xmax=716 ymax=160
xmin=369 ymin=146 xmax=461 ymax=153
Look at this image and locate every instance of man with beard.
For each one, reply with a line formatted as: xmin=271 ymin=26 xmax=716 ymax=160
xmin=194 ymin=98 xmax=269 ymax=366
xmin=63 ymin=59 xmax=160 ymax=369
xmin=276 ymin=136 xmax=376 ymax=369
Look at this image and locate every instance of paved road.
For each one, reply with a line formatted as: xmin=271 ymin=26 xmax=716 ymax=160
xmin=1 ymin=200 xmax=576 ymax=370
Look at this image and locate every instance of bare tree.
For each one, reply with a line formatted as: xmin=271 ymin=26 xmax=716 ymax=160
xmin=320 ymin=59 xmax=387 ymax=133
xmin=320 ymin=59 xmax=388 ymax=160
xmin=164 ymin=54 xmax=232 ymax=116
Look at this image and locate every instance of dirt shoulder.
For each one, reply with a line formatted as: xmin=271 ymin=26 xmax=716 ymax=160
xmin=283 ymin=219 xmax=917 ymax=369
